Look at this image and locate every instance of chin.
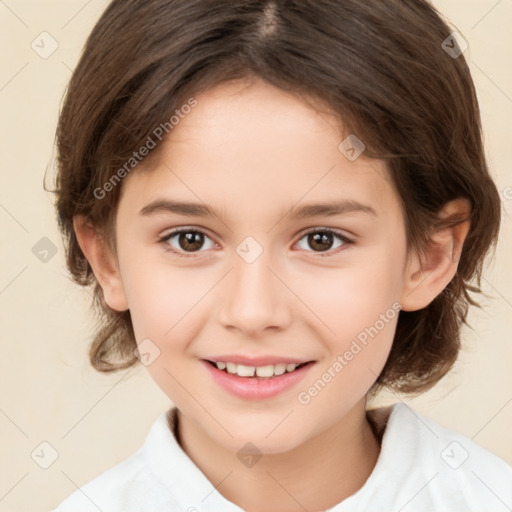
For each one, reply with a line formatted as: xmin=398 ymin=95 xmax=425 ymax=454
xmin=229 ymin=433 xmax=302 ymax=457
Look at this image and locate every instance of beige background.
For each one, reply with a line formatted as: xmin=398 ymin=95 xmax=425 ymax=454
xmin=0 ymin=1 xmax=511 ymax=511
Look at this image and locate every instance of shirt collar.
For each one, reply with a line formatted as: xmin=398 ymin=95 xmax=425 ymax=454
xmin=143 ymin=407 xmax=244 ymax=511
xmin=143 ymin=403 xmax=401 ymax=511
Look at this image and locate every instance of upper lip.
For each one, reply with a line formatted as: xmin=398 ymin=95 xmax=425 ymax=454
xmin=203 ymin=355 xmax=315 ymax=366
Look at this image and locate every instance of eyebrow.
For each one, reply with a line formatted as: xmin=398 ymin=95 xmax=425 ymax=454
xmin=139 ymin=199 xmax=377 ymax=219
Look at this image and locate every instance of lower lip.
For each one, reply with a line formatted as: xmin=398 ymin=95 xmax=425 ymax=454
xmin=201 ymin=360 xmax=315 ymax=400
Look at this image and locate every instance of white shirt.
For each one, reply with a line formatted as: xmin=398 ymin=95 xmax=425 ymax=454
xmin=52 ymin=403 xmax=512 ymax=511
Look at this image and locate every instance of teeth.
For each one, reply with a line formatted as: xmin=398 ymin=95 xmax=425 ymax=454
xmin=237 ymin=364 xmax=256 ymax=377
xmin=274 ymin=363 xmax=287 ymax=375
xmin=226 ymin=362 xmax=237 ymax=374
xmin=256 ymin=365 xmax=274 ymax=377
xmin=215 ymin=361 xmax=301 ymax=378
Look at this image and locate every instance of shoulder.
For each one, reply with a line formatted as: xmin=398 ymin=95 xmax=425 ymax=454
xmin=359 ymin=403 xmax=512 ymax=512
xmin=51 ymin=411 xmax=180 ymax=512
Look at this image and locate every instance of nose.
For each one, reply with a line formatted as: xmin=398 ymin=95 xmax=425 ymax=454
xmin=217 ymin=246 xmax=292 ymax=335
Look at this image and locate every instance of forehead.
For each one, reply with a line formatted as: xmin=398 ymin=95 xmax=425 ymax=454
xmin=118 ymin=79 xmax=399 ymax=223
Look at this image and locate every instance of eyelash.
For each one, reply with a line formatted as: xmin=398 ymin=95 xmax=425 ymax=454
xmin=158 ymin=227 xmax=355 ymax=258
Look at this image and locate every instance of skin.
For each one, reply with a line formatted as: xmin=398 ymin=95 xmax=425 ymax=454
xmin=74 ymin=77 xmax=471 ymax=512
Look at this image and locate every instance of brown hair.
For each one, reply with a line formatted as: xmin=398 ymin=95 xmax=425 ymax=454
xmin=50 ymin=0 xmax=501 ymax=394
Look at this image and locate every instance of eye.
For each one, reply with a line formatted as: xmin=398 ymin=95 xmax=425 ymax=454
xmin=158 ymin=227 xmax=354 ymax=258
xmin=158 ymin=228 xmax=216 ymax=257
xmin=295 ymin=228 xmax=354 ymax=256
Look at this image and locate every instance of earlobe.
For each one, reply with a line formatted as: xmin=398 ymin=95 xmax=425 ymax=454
xmin=72 ymin=215 xmax=129 ymax=312
xmin=400 ymin=198 xmax=471 ymax=312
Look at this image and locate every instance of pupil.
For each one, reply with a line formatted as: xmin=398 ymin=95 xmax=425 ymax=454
xmin=179 ymin=231 xmax=203 ymax=251
xmin=309 ymin=232 xmax=333 ymax=252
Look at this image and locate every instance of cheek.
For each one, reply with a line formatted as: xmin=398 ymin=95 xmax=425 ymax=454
xmin=119 ymin=250 xmax=210 ymax=397
xmin=293 ymin=286 xmax=399 ymax=416
xmin=117 ymin=242 xmax=204 ymax=345
xmin=294 ymin=249 xmax=404 ymax=340
xmin=291 ymin=246 xmax=404 ymax=394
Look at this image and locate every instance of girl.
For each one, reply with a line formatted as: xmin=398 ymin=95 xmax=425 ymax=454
xmin=51 ymin=1 xmax=511 ymax=510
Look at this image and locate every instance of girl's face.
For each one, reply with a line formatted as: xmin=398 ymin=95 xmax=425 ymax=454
xmin=113 ymin=78 xmax=410 ymax=453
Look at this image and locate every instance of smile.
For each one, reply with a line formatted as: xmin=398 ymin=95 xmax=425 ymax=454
xmin=206 ymin=360 xmax=310 ymax=378
xmin=201 ymin=359 xmax=316 ymax=400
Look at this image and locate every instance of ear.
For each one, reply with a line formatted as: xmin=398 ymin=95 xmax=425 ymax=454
xmin=73 ymin=215 xmax=129 ymax=312
xmin=400 ymin=198 xmax=471 ymax=312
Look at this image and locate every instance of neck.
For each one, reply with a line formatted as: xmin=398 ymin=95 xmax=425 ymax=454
xmin=176 ymin=399 xmax=381 ymax=512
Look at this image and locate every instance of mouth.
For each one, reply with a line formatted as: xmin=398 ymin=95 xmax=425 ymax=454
xmin=201 ymin=359 xmax=316 ymax=400
xmin=204 ymin=359 xmax=314 ymax=378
